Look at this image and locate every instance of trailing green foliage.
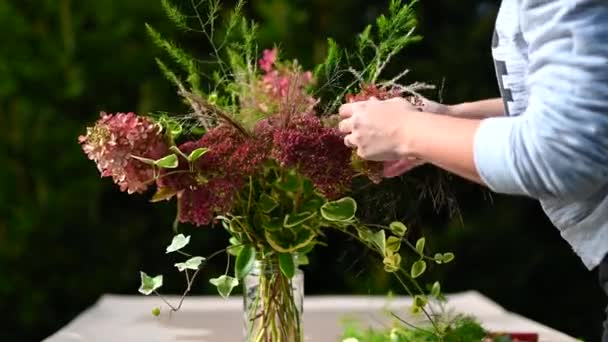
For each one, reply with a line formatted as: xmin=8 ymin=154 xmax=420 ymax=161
xmin=341 ymin=314 xmax=489 ymax=342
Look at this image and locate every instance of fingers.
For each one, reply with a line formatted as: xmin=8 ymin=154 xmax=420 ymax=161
xmin=339 ymin=102 xmax=355 ymax=119
xmin=344 ymin=134 xmax=357 ymax=149
xmin=383 ymin=158 xmax=424 ymax=178
xmin=339 ymin=99 xmax=370 ymax=118
xmin=338 ymin=117 xmax=353 ymax=134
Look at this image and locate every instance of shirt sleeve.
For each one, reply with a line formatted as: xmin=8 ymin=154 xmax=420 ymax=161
xmin=474 ymin=0 xmax=608 ymax=201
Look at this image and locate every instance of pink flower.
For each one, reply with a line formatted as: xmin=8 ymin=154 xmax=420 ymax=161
xmin=79 ymin=112 xmax=168 ymax=194
xmin=259 ymin=48 xmax=278 ymax=73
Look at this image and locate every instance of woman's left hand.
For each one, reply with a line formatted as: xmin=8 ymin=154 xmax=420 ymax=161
xmin=338 ymin=97 xmax=417 ymax=161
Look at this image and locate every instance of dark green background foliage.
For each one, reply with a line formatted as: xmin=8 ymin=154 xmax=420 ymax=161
xmin=0 ymin=0 xmax=604 ymax=341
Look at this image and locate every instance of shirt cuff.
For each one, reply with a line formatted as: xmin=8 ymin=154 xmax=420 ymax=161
xmin=473 ymin=116 xmax=528 ymax=196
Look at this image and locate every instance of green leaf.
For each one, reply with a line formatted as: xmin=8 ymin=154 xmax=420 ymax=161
xmin=415 ymin=237 xmax=425 ymax=255
xmin=320 ymin=197 xmax=357 ymax=222
xmin=300 ymin=195 xmax=325 ymax=213
xmin=275 ymin=171 xmax=301 ymax=192
xmin=301 ymin=179 xmax=315 ymax=196
xmin=138 ymin=272 xmax=163 ymax=295
xmin=258 ymin=193 xmax=278 ymax=213
xmin=227 ymin=236 xmax=243 ymax=256
xmin=150 ymin=187 xmax=178 ymax=203
xmin=174 ymin=256 xmax=205 ymax=272
xmin=265 ymin=227 xmax=316 ymax=253
xmin=278 ymin=253 xmax=295 ymax=278
xmin=389 ymin=221 xmax=407 ymax=236
xmin=411 ymin=260 xmax=427 ymax=279
xmin=209 ymin=275 xmax=239 ymax=299
xmin=414 ymin=295 xmax=427 ymax=308
xmin=131 ymin=155 xmax=156 ymax=166
xmin=263 ymin=217 xmax=283 ymax=232
xmin=166 ymin=234 xmax=190 ymax=253
xmin=431 ymin=281 xmax=441 ymax=298
xmin=283 ymin=212 xmax=316 ymax=228
xmin=442 ymin=252 xmax=455 ymax=263
xmin=382 ymin=253 xmax=401 ymax=273
xmin=155 ymin=154 xmax=179 ymax=169
xmin=229 ymin=217 xmax=244 ymax=233
xmin=370 ymin=230 xmax=386 ymax=255
xmin=386 ymin=236 xmax=401 ymax=253
xmin=411 ymin=305 xmax=421 ymax=315
xmin=235 ymin=246 xmax=256 ymax=279
xmin=434 ymin=253 xmax=443 ymax=264
xmin=188 ymin=147 xmax=209 ymax=162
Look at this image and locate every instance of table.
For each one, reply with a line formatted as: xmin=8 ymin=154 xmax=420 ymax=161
xmin=44 ymin=291 xmax=578 ymax=342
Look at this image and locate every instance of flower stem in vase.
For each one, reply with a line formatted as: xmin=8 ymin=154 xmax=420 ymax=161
xmin=244 ymin=256 xmax=303 ymax=342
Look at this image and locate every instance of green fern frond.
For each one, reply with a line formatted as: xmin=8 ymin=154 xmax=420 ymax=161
xmin=155 ymin=58 xmax=181 ymax=87
xmin=314 ymin=38 xmax=340 ymax=80
xmin=160 ymin=0 xmax=188 ymax=31
xmin=145 ymin=23 xmax=201 ymax=93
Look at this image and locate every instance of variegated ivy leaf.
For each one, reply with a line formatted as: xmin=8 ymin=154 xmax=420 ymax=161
xmin=155 ymin=154 xmax=179 ymax=169
xmin=389 ymin=221 xmax=407 ymax=236
xmin=188 ymin=147 xmax=209 ymax=162
xmin=442 ymin=252 xmax=455 ymax=263
xmin=431 ymin=281 xmax=441 ymax=298
xmin=411 ymin=260 xmax=427 ymax=279
xmin=386 ymin=236 xmax=401 ymax=253
xmin=174 ymin=256 xmax=205 ymax=272
xmin=320 ymin=197 xmax=357 ymax=222
xmin=138 ymin=271 xmax=163 ymax=295
xmin=166 ymin=234 xmax=190 ymax=253
xmin=415 ymin=237 xmax=425 ymax=255
xmin=371 ymin=230 xmax=386 ymax=255
xmin=227 ymin=236 xmax=243 ymax=256
xmin=383 ymin=253 xmax=401 ymax=273
xmin=209 ymin=275 xmax=239 ymax=299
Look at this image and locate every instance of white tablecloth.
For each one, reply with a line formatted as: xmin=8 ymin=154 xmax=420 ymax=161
xmin=44 ymin=291 xmax=577 ymax=342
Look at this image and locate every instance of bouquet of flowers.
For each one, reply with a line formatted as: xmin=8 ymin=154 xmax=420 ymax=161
xmin=78 ymin=0 xmax=484 ymax=341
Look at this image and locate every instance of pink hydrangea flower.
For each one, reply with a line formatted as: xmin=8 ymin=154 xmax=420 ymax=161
xmin=79 ymin=112 xmax=168 ymax=194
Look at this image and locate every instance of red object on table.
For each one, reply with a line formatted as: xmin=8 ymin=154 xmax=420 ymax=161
xmin=488 ymin=332 xmax=539 ymax=341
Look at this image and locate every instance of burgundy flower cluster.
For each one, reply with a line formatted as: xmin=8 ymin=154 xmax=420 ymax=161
xmin=79 ymin=112 xmax=168 ymax=194
xmin=268 ymin=115 xmax=353 ymax=199
xmin=158 ymin=125 xmax=270 ymax=226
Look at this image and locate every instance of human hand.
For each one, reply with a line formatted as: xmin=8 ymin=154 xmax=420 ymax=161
xmin=382 ymin=158 xmax=425 ymax=178
xmin=338 ymin=97 xmax=416 ymax=161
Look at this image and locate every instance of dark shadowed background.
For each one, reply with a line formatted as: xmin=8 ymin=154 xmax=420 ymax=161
xmin=1 ymin=0 xmax=604 ymax=341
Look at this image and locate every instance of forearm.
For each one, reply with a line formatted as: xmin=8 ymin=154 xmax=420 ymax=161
xmin=403 ymin=111 xmax=483 ymax=184
xmin=448 ymin=98 xmax=505 ymax=118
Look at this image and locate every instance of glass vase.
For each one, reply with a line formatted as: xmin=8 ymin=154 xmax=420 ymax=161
xmin=242 ymin=256 xmax=304 ymax=342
